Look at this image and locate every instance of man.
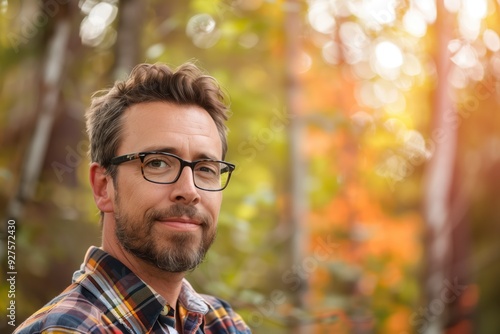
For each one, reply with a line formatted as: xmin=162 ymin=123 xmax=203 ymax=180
xmin=15 ymin=62 xmax=251 ymax=333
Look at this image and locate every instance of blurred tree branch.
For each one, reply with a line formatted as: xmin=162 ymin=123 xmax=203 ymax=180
xmin=5 ymin=1 xmax=75 ymax=221
xmin=112 ymin=0 xmax=145 ymax=80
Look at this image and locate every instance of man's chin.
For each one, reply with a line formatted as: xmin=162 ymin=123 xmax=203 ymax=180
xmin=146 ymin=237 xmax=206 ymax=270
xmin=152 ymin=249 xmax=204 ymax=272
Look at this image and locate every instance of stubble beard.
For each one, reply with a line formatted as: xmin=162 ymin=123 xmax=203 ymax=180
xmin=114 ymin=201 xmax=217 ymax=273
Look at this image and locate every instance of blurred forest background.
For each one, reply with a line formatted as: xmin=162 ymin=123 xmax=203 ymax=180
xmin=1 ymin=0 xmax=500 ymax=333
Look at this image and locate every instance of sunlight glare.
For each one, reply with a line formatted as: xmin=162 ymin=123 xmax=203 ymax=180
xmin=463 ymin=0 xmax=487 ymax=19
xmin=403 ymin=9 xmax=427 ymax=37
xmin=80 ymin=2 xmax=118 ymax=47
xmin=375 ymin=41 xmax=403 ymax=69
xmin=88 ymin=2 xmax=117 ymax=27
xmin=80 ymin=18 xmax=104 ymax=46
xmin=458 ymin=11 xmax=481 ymax=41
xmin=311 ymin=11 xmax=336 ymax=34
xmin=308 ymin=0 xmax=336 ymax=34
xmin=415 ymin=0 xmax=436 ymax=23
xmin=348 ymin=0 xmax=397 ymax=28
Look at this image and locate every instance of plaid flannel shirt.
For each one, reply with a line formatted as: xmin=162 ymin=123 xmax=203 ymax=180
xmin=14 ymin=247 xmax=251 ymax=334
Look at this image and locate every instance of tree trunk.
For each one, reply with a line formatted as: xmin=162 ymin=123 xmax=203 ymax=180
xmin=112 ymin=0 xmax=145 ymax=80
xmin=6 ymin=2 xmax=73 ymax=220
xmin=284 ymin=0 xmax=308 ymax=332
xmin=422 ymin=1 xmax=461 ymax=333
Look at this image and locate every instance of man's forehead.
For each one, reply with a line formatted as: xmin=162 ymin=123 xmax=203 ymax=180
xmin=119 ymin=102 xmax=223 ymax=157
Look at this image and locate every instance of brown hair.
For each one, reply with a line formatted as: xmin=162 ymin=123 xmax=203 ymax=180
xmin=86 ymin=62 xmax=230 ymax=177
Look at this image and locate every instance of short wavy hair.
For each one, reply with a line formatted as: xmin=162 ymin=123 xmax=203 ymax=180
xmin=86 ymin=62 xmax=230 ymax=177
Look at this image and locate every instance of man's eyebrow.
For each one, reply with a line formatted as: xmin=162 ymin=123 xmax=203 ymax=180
xmin=141 ymin=147 xmax=220 ymax=161
xmin=142 ymin=146 xmax=177 ymax=154
xmin=194 ymin=153 xmax=220 ymax=161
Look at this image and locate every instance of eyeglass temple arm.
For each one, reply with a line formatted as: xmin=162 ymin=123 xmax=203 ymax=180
xmin=110 ymin=153 xmax=140 ymax=165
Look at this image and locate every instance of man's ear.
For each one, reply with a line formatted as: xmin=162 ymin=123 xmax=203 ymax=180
xmin=89 ymin=163 xmax=114 ymax=213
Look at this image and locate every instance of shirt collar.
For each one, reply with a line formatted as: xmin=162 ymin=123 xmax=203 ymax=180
xmin=73 ymin=246 xmax=209 ymax=332
xmin=177 ymin=278 xmax=209 ymax=314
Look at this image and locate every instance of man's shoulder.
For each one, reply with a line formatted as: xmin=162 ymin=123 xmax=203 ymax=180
xmin=14 ymin=283 xmax=114 ymax=334
xmin=200 ymin=294 xmax=252 ymax=333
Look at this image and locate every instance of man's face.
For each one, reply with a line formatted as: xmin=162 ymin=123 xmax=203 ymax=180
xmin=110 ymin=101 xmax=223 ymax=272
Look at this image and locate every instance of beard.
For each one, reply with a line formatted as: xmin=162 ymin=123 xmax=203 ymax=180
xmin=114 ymin=202 xmax=217 ymax=273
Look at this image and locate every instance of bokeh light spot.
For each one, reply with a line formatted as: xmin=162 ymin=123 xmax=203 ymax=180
xmin=458 ymin=11 xmax=481 ymax=41
xmin=375 ymin=41 xmax=403 ymax=69
xmin=450 ymin=44 xmax=478 ymax=69
xmin=239 ymin=33 xmax=259 ymax=49
xmin=322 ymin=41 xmax=340 ymax=65
xmin=146 ymin=43 xmax=165 ymax=59
xmin=1 ymin=0 xmax=8 ymax=14
xmin=403 ymin=9 xmax=427 ymax=37
xmin=308 ymin=0 xmax=336 ymax=34
xmin=415 ymin=0 xmax=436 ymax=23
xmin=186 ymin=14 xmax=220 ymax=49
xmin=483 ymin=29 xmax=500 ymax=52
xmin=298 ymin=52 xmax=313 ymax=73
xmin=186 ymin=13 xmax=216 ymax=36
xmin=402 ymin=54 xmax=422 ymax=77
xmin=92 ymin=2 xmax=117 ymax=25
xmin=463 ymin=0 xmax=487 ymax=19
xmin=79 ymin=2 xmax=118 ymax=47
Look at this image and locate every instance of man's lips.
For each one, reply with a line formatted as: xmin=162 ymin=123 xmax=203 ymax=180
xmin=156 ymin=217 xmax=202 ymax=231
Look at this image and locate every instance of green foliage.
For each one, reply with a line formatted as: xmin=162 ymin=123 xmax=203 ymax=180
xmin=2 ymin=1 xmax=500 ymax=333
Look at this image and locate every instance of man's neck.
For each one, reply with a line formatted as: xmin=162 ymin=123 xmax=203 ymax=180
xmin=101 ymin=222 xmax=185 ymax=307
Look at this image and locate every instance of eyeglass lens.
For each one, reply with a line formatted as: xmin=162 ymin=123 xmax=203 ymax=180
xmin=141 ymin=153 xmax=230 ymax=190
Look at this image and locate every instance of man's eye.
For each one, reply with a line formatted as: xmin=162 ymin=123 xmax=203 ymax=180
xmin=146 ymin=159 xmax=168 ymax=168
xmin=198 ymin=165 xmax=218 ymax=175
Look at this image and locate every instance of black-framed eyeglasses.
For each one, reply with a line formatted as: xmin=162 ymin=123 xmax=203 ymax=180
xmin=110 ymin=151 xmax=235 ymax=191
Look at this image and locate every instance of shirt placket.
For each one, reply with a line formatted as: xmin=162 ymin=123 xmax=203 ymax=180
xmin=156 ymin=305 xmax=178 ymax=333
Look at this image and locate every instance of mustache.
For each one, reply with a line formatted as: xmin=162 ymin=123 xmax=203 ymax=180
xmin=146 ymin=204 xmax=211 ymax=226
